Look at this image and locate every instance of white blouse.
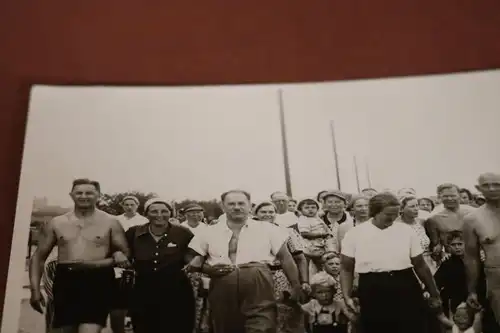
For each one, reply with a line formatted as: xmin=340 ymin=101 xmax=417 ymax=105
xmin=341 ymin=219 xmax=423 ymax=273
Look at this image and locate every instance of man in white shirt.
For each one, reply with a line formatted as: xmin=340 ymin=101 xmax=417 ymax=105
xmin=111 ymin=195 xmax=148 ymax=333
xmin=271 ymin=191 xmax=300 ymax=228
xmin=116 ymin=196 xmax=148 ymax=231
xmin=180 ymin=203 xmax=208 ymax=235
xmin=187 ymin=190 xmax=304 ymax=333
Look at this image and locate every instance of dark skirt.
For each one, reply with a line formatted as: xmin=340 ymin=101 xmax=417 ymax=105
xmin=52 ymin=264 xmax=115 ymax=328
xmin=357 ymin=268 xmax=427 ymax=333
xmin=130 ymin=268 xmax=195 ymax=333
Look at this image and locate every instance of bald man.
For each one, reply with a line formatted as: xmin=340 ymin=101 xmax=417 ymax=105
xmin=464 ymin=173 xmax=500 ymax=331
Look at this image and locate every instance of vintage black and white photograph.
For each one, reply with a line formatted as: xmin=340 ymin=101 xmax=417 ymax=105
xmin=2 ymin=69 xmax=500 ymax=333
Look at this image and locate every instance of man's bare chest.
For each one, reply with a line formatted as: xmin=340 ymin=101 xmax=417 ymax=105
xmin=55 ymin=220 xmax=111 ymax=246
xmin=475 ymin=214 xmax=500 ymax=247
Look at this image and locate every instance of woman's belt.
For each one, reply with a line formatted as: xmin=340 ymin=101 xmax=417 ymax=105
xmin=268 ymin=264 xmax=282 ymax=271
xmin=358 ymin=267 xmax=413 ymax=277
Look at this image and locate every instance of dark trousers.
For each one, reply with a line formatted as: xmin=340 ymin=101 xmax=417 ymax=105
xmin=358 ymin=268 xmax=427 ymax=333
xmin=130 ymin=270 xmax=195 ymax=333
xmin=208 ymin=262 xmax=277 ymax=333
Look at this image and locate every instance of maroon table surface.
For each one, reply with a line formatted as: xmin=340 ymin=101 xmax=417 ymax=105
xmin=1 ymin=0 xmax=500 ymax=323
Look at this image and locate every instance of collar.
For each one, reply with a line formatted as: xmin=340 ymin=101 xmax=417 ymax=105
xmin=322 ymin=211 xmax=348 ymax=224
xmin=135 ymin=222 xmax=172 ymax=238
xmin=216 ymin=218 xmax=252 ymax=232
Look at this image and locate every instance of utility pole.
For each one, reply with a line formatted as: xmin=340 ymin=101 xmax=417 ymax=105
xmin=278 ymin=89 xmax=293 ymax=197
xmin=354 ymin=155 xmax=361 ymax=193
xmin=330 ymin=120 xmax=342 ymax=191
xmin=365 ymin=159 xmax=372 ymax=188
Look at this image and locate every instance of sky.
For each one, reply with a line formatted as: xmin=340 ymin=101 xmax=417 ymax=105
xmin=19 ymin=69 xmax=500 ymax=207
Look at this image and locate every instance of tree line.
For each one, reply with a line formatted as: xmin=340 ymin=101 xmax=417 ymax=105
xmin=97 ymin=191 xmax=224 ymax=218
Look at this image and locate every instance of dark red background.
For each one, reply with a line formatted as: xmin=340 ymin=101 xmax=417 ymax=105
xmin=1 ymin=1 xmax=500 ymax=321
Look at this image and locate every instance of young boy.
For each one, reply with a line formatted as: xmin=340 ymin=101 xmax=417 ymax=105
xmin=434 ymin=230 xmax=468 ymax=317
xmin=321 ymin=252 xmax=343 ymax=302
xmin=298 ymin=198 xmax=335 ymax=274
xmin=301 ymin=272 xmax=353 ymax=333
xmin=452 ymin=303 xmax=482 ymax=333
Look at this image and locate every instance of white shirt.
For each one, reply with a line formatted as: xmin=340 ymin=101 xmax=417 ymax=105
xmin=188 ymin=219 xmax=288 ymax=266
xmin=274 ymin=211 xmax=299 ymax=228
xmin=117 ymin=213 xmax=148 ymax=231
xmin=115 ymin=213 xmax=148 ymax=277
xmin=181 ymin=221 xmax=208 ymax=235
xmin=341 ymin=219 xmax=423 ymax=273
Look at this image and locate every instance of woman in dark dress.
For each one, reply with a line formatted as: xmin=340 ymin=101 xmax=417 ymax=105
xmin=125 ymin=197 xmax=196 ymax=333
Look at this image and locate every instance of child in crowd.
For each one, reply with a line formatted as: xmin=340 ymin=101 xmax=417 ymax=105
xmin=434 ymin=231 xmax=468 ymax=316
xmin=321 ymin=252 xmax=343 ymax=302
xmin=298 ymin=199 xmax=335 ymax=274
xmin=451 ymin=303 xmax=482 ymax=333
xmin=301 ymin=272 xmax=352 ymax=333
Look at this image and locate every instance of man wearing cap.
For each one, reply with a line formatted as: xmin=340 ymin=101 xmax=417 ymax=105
xmin=271 ymin=191 xmax=300 ymax=229
xmin=320 ymin=191 xmax=353 ymax=252
xmin=181 ymin=203 xmax=208 ymax=235
xmin=111 ymin=196 xmax=148 ymax=333
xmin=187 ymin=189 xmax=305 ymax=333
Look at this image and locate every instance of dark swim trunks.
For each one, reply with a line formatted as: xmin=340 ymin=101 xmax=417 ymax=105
xmin=52 ymin=263 xmax=115 ymax=328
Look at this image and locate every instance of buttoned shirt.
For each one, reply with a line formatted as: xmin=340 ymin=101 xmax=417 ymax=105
xmin=126 ymin=223 xmax=194 ymax=275
xmin=341 ymin=219 xmax=423 ymax=273
xmin=188 ymin=218 xmax=288 ymax=265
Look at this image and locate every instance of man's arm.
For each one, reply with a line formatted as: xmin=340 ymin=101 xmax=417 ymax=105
xmin=29 ymin=219 xmax=57 ymax=294
xmin=110 ymin=219 xmax=130 ymax=258
xmin=425 ymin=217 xmax=441 ymax=250
xmin=463 ymin=215 xmax=481 ymax=295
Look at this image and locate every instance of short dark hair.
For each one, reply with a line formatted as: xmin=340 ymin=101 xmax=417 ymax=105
xmin=289 ymin=199 xmax=297 ymax=204
xmin=297 ymin=199 xmax=319 ymax=212
xmin=437 ymin=183 xmax=460 ymax=195
xmin=447 ymin=230 xmax=464 ymax=244
xmin=221 ymin=190 xmax=251 ymax=203
xmin=71 ymin=178 xmax=101 ymax=193
xmin=369 ymin=193 xmax=400 ymax=218
xmin=361 ymin=188 xmax=377 ymax=193
xmin=459 ymin=188 xmax=473 ymax=201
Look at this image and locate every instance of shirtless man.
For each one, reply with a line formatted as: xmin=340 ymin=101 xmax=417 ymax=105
xmin=425 ymin=183 xmax=476 ymax=260
xmin=464 ymin=173 xmax=500 ymax=331
xmin=29 ymin=178 xmax=130 ymax=333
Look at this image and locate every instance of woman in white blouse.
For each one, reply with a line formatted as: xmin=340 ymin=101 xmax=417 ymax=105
xmin=339 ymin=192 xmax=442 ymax=333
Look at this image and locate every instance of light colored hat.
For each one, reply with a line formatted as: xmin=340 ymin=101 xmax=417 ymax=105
xmin=121 ymin=195 xmax=139 ymax=205
xmin=322 ymin=190 xmax=346 ymax=203
xmin=253 ymin=201 xmax=277 ymax=215
xmin=144 ymin=197 xmax=173 ymax=214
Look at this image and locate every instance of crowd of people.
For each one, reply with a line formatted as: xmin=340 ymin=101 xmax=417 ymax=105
xmin=26 ymin=172 xmax=500 ymax=333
